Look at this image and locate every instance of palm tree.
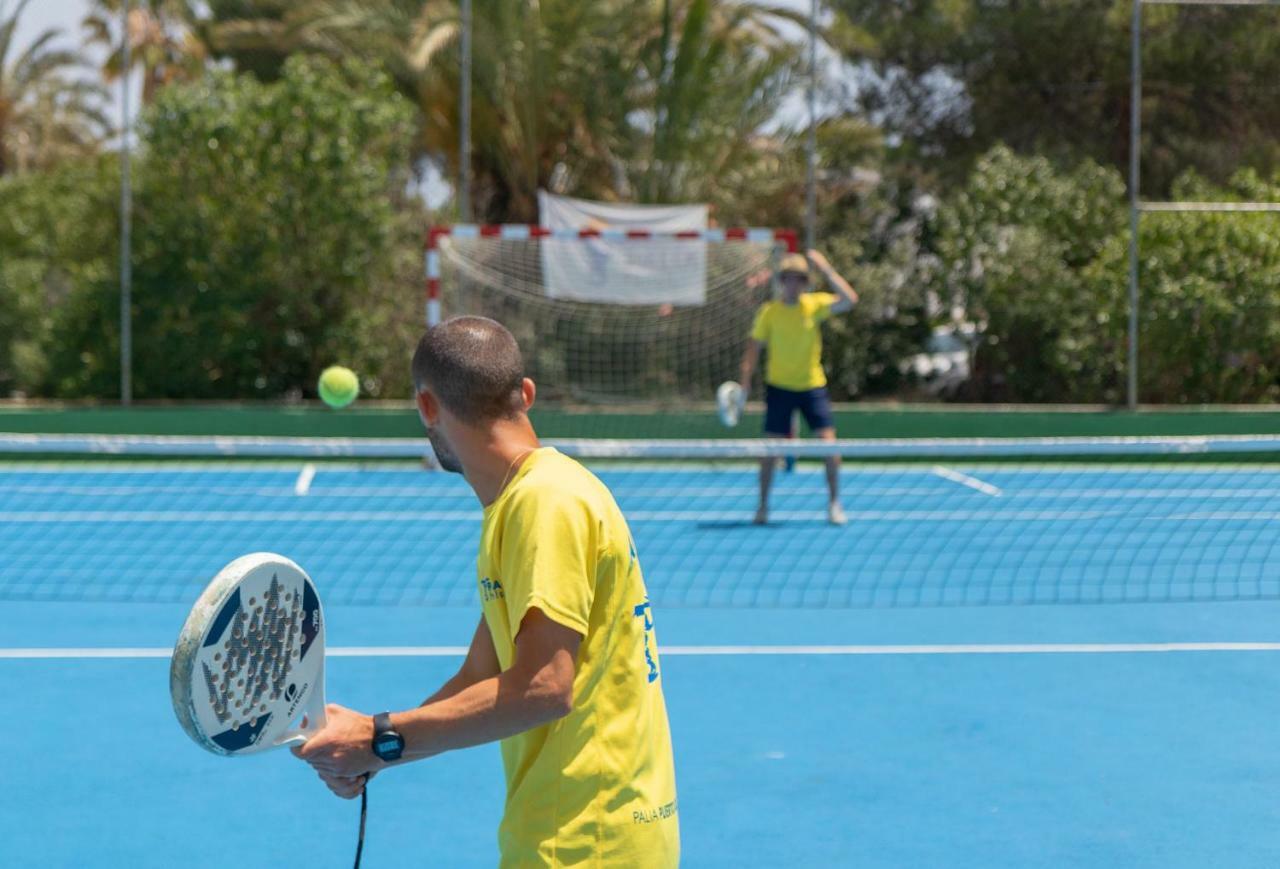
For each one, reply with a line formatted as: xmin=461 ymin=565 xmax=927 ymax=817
xmin=0 ymin=0 xmax=110 ymax=175
xmin=301 ymin=0 xmax=803 ymax=220
xmin=197 ymin=1 xmax=348 ymax=81
xmin=633 ymin=0 xmax=804 ymax=203
xmin=82 ymin=0 xmax=207 ymax=104
xmin=298 ymin=0 xmax=613 ymax=219
xmin=149 ymin=0 xmax=811 ymax=219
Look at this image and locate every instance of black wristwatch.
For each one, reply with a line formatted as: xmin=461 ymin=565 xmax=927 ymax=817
xmin=371 ymin=711 xmax=404 ymax=762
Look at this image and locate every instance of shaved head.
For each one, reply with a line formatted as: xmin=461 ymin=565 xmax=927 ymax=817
xmin=411 ymin=316 xmax=526 ymax=424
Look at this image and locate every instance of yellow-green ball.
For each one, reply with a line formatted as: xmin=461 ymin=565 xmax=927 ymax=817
xmin=318 ymin=366 xmax=359 ymax=409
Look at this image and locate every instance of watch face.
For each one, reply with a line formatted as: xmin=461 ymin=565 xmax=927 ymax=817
xmin=374 ymin=733 xmax=403 ymax=759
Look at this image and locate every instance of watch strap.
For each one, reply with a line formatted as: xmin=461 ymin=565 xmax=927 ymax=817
xmin=373 ymin=711 xmax=394 ymax=735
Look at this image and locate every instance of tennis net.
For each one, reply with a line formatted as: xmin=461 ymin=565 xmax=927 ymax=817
xmin=2 ymin=432 xmax=1279 ymax=608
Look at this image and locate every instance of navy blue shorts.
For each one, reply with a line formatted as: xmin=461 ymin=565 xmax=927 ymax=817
xmin=763 ymin=385 xmax=835 ymax=436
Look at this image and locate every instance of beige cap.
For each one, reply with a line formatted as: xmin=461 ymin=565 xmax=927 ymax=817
xmin=778 ymin=253 xmax=810 ymax=277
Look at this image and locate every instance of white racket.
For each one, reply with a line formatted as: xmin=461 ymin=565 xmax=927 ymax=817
xmin=716 ymin=380 xmax=745 ymax=427
xmin=171 ymin=552 xmax=327 ymax=755
xmin=171 ymin=552 xmax=366 ymax=866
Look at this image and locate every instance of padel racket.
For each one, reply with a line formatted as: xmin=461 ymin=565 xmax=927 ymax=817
xmin=716 ymin=380 xmax=745 ymax=427
xmin=170 ymin=552 xmax=367 ymax=866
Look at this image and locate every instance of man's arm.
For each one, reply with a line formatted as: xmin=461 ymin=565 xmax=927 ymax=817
xmin=808 ymin=249 xmax=858 ymax=313
xmin=739 ymin=339 xmax=765 ymax=392
xmin=294 ymin=608 xmax=579 ymax=778
xmin=420 ymin=616 xmax=501 ymax=706
xmin=297 ymin=616 xmax=504 ymax=799
xmin=393 ymin=608 xmax=578 ymax=759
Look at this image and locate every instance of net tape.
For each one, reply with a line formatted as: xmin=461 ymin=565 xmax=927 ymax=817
xmin=5 ymin=432 xmax=1280 ymax=459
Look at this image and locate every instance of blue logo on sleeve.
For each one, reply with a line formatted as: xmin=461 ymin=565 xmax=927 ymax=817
xmin=633 ymin=598 xmax=659 ymax=683
xmin=480 ymin=577 xmax=505 ymax=602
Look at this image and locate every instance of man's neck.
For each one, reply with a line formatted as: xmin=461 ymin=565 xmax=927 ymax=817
xmin=460 ymin=419 xmax=542 ymax=507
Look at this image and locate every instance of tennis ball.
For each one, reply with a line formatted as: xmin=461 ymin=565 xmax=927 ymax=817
xmin=318 ymin=365 xmax=359 ymax=409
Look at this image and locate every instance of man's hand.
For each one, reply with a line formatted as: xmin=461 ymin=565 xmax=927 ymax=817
xmin=316 ymin=770 xmax=376 ymax=800
xmin=291 ymin=703 xmax=381 ymax=779
xmin=806 ymin=248 xmax=858 ymax=309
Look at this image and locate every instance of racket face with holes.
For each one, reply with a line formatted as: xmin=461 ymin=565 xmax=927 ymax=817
xmin=170 ymin=553 xmax=326 ymax=757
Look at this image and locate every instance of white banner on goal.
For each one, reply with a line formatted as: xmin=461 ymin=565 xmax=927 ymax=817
xmin=538 ymin=191 xmax=709 ymax=306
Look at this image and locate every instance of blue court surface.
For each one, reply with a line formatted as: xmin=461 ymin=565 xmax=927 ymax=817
xmin=4 ymin=459 xmax=1280 ymax=867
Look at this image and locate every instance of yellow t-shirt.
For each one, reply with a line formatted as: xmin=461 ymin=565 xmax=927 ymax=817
xmin=750 ymin=292 xmax=840 ymax=391
xmin=476 ymin=447 xmax=680 ymax=868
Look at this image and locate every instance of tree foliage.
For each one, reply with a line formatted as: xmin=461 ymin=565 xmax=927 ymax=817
xmin=0 ymin=157 xmax=118 ymax=395
xmin=932 ymin=146 xmax=1126 ymax=401
xmin=243 ymin=0 xmax=806 ymax=220
xmin=1095 ymin=171 xmax=1280 ymax=404
xmin=4 ymin=0 xmax=1279 ymax=404
xmin=0 ymin=0 xmax=110 ymax=175
xmin=43 ymin=57 xmax=417 ymax=400
xmin=83 ymin=1 xmax=208 ymax=104
xmin=929 ymin=146 xmax=1280 ymax=403
xmin=831 ymin=0 xmax=1280 ymax=195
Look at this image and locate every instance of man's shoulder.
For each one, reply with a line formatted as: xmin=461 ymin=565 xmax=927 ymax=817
xmin=510 ymin=452 xmax=606 ymax=515
xmin=502 ymin=456 xmax=623 ymax=557
xmin=527 ymin=449 xmax=597 ymax=487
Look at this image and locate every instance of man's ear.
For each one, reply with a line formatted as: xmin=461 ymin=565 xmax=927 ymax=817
xmin=415 ymin=389 xmax=439 ymax=427
xmin=520 ymin=377 xmax=536 ymax=412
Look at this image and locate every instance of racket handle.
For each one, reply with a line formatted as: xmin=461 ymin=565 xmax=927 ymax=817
xmin=353 ymin=785 xmax=368 ymax=869
xmin=275 ymin=691 xmax=327 ymax=745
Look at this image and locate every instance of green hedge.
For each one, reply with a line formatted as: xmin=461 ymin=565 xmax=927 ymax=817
xmin=3 ymin=403 xmax=1279 ymax=440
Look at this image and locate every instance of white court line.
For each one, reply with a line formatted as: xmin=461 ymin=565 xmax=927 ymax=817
xmin=661 ymin=643 xmax=1280 ymax=655
xmin=294 ymin=464 xmax=317 ymax=496
xmin=932 ymin=466 xmax=1002 ymax=497
xmin=1163 ymin=512 xmax=1280 ymax=521
xmin=0 ymin=509 xmax=1120 ymax=523
xmin=6 ymin=463 xmax=1280 ymax=476
xmin=0 ymin=464 xmax=319 ymax=474
xmin=987 ymin=489 xmax=1280 ymax=500
xmin=0 ymin=648 xmax=173 ymax=659
xmin=4 ymin=484 xmax=1279 ymax=502
xmin=6 ymin=643 xmax=1280 ymax=660
xmin=0 ymin=484 xmax=959 ymax=499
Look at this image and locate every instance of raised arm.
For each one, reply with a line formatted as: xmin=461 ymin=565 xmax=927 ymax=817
xmin=807 ymin=249 xmax=858 ymax=313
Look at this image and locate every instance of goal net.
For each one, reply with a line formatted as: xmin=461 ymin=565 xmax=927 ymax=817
xmin=426 ymin=225 xmax=796 ymax=405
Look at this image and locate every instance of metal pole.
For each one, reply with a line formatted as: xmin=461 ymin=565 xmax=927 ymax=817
xmin=459 ymin=0 xmax=472 ymax=222
xmin=120 ymin=0 xmax=133 ymax=405
xmin=804 ymin=0 xmax=817 ymax=252
xmin=1127 ymin=0 xmax=1141 ymax=410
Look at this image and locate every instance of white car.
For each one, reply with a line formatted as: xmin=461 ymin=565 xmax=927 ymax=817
xmin=902 ymin=325 xmax=975 ymax=395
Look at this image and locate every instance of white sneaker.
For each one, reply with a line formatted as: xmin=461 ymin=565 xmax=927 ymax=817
xmin=827 ymin=502 xmax=847 ymax=526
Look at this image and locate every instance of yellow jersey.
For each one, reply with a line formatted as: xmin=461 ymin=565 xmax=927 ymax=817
xmin=750 ymin=292 xmax=840 ymax=391
xmin=476 ymin=447 xmax=680 ymax=868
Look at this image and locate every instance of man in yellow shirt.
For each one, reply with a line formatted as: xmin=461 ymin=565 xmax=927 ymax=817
xmin=294 ymin=316 xmax=680 ymax=867
xmin=739 ymin=249 xmax=859 ymax=525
